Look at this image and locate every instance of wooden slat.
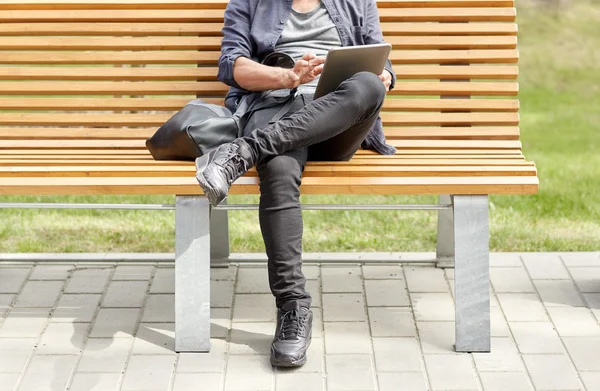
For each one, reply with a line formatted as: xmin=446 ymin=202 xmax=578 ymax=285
xmin=0 ymin=98 xmax=519 ymax=113
xmin=0 ymin=139 xmax=522 ymax=149
xmin=0 ymin=0 xmax=515 ymax=10
xmin=384 ymin=126 xmax=520 ymax=140
xmin=0 ymin=36 xmax=517 ymax=50
xmin=0 ymin=65 xmax=519 ymax=81
xmin=0 ymin=50 xmax=518 ymax=65
xmin=0 ymin=112 xmax=519 ymax=127
xmin=0 ymin=165 xmax=537 ymax=178
xmin=0 ymin=175 xmax=539 ymax=195
xmin=0 ymin=81 xmax=518 ymax=97
xmin=0 ymin=22 xmax=518 ymax=36
xmin=0 ymin=8 xmax=515 ymax=23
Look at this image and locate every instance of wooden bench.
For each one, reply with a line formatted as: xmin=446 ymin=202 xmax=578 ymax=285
xmin=0 ymin=0 xmax=538 ymax=353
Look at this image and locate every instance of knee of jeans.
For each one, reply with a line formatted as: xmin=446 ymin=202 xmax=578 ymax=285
xmin=257 ymin=155 xmax=302 ymax=197
xmin=345 ymin=71 xmax=386 ymax=112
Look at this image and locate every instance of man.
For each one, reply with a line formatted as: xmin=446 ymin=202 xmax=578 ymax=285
xmin=195 ymin=0 xmax=396 ymax=367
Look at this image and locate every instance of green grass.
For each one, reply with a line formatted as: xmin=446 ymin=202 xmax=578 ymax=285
xmin=0 ymin=0 xmax=599 ymax=253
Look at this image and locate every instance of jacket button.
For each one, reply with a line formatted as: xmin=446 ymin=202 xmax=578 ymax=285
xmin=280 ymin=20 xmax=285 ymax=24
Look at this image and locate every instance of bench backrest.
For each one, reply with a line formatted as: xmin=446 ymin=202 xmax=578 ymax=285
xmin=0 ymin=0 xmax=520 ymax=156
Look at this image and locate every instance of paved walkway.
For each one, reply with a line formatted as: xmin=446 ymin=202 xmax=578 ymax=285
xmin=0 ymin=252 xmax=599 ymax=391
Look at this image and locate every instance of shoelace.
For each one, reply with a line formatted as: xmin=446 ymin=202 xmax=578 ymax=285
xmin=279 ymin=310 xmax=307 ymax=340
xmin=214 ymin=145 xmax=248 ymax=186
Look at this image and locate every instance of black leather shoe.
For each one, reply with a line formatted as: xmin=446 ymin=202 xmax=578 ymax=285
xmin=195 ymin=140 xmax=255 ymax=207
xmin=270 ymin=302 xmax=313 ymax=368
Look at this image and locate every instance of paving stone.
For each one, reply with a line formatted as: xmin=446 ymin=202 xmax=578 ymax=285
xmin=368 ymin=307 xmax=416 ymax=337
xmin=364 ymin=280 xmax=409 ymax=307
xmin=424 ymin=354 xmax=479 ymax=390
xmin=324 ymin=322 xmax=371 ymax=354
xmin=377 ymin=372 xmax=428 ymax=391
xmin=121 ymin=354 xmax=175 ymax=391
xmin=65 ymin=268 xmax=111 ymax=294
xmin=411 ymin=293 xmax=455 ymax=321
xmin=372 ymin=337 xmax=422 ymax=372
xmin=173 ymin=373 xmax=222 ymax=391
xmin=0 ymin=307 xmax=50 ymax=338
xmin=302 ymin=265 xmax=320 ymax=280
xmin=132 ymin=323 xmax=175 ymax=354
xmin=417 ymin=321 xmax=455 ymax=354
xmin=150 ymin=267 xmax=174 ymax=293
xmin=570 ymin=267 xmax=600 ymax=293
xmin=0 ymin=268 xmax=30 ymax=293
xmin=276 ymin=372 xmax=324 ymax=391
xmin=235 ymin=267 xmax=270 ymax=294
xmin=509 ymin=321 xmax=564 ymax=354
xmin=496 ymin=293 xmax=548 ymax=321
xmin=77 ymin=337 xmax=133 ymax=372
xmin=321 ymin=267 xmax=363 ymax=293
xmin=69 ymin=373 xmax=121 ymax=391
xmin=584 ymin=293 xmax=600 ymax=320
xmin=563 ymin=337 xmax=600 ymax=371
xmin=490 ymin=267 xmax=535 ymax=293
xmin=534 ymin=279 xmax=585 ymax=307
xmin=29 ymin=265 xmax=73 ymax=281
xmin=176 ymin=338 xmax=227 ymax=373
xmin=52 ymin=294 xmax=101 ymax=323
xmin=322 ymin=294 xmax=365 ymax=322
xmin=405 ymin=267 xmax=448 ymax=293
xmin=361 ymin=265 xmax=402 ymax=280
xmin=312 ymin=308 xmax=323 ymax=339
xmin=489 ymin=253 xmax=523 ymax=267
xmin=18 ymin=354 xmax=78 ymax=391
xmin=14 ymin=281 xmax=63 ymax=307
xmin=295 ymin=338 xmax=324 ymax=373
xmin=522 ymin=253 xmax=570 ymax=279
xmin=473 ymin=337 xmax=522 ymax=372
xmin=229 ymin=322 xmax=275 ymax=355
xmin=210 ymin=308 xmax=231 ymax=339
xmin=0 ymin=338 xmax=36 ymax=373
xmin=546 ymin=306 xmax=600 ymax=337
xmin=580 ymin=372 xmax=600 ymax=391
xmin=0 ymin=374 xmax=20 ymax=391
xmin=224 ymin=355 xmax=273 ymax=391
xmin=561 ymin=252 xmax=600 ymax=267
xmin=326 ymin=354 xmax=375 ymax=391
xmin=306 ymin=280 xmax=321 ymax=308
xmin=478 ymin=372 xmax=532 ymax=391
xmin=36 ymin=322 xmax=89 ymax=354
xmin=142 ymin=294 xmax=174 ymax=322
xmin=89 ymin=308 xmax=140 ymax=338
xmin=113 ymin=265 xmax=154 ymax=280
xmin=0 ymin=294 xmax=13 ymax=317
xmin=102 ymin=281 xmax=148 ymax=308
xmin=490 ymin=307 xmax=510 ymax=337
xmin=211 ymin=280 xmax=235 ymax=308
xmin=211 ymin=266 xmax=237 ymax=281
xmin=444 ymin=268 xmax=454 ymax=280
xmin=523 ymin=355 xmax=581 ymax=391
xmin=232 ymin=294 xmax=275 ymax=322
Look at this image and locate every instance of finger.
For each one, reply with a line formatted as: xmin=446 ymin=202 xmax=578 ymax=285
xmin=293 ymin=60 xmax=309 ymax=74
xmin=313 ymin=64 xmax=325 ymax=76
xmin=302 ymin=53 xmax=316 ymax=61
xmin=309 ymin=57 xmax=326 ymax=66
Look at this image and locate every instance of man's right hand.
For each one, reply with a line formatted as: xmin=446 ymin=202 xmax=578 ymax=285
xmin=281 ymin=53 xmax=325 ymax=89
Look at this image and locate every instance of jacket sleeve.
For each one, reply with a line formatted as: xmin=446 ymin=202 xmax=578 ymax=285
xmin=364 ymin=0 xmax=396 ymax=91
xmin=217 ymin=0 xmax=254 ymax=89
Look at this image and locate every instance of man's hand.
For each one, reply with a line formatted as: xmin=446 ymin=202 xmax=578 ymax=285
xmin=281 ymin=53 xmax=325 ymax=89
xmin=378 ymin=70 xmax=392 ymax=92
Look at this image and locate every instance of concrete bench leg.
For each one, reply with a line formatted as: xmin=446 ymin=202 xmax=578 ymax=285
xmin=175 ymin=195 xmax=211 ymax=352
xmin=453 ymin=195 xmax=491 ymax=353
xmin=210 ymin=199 xmax=230 ymax=267
xmin=436 ymin=194 xmax=455 ymax=268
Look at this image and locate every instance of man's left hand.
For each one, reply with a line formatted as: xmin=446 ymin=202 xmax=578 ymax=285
xmin=378 ymin=70 xmax=392 ymax=92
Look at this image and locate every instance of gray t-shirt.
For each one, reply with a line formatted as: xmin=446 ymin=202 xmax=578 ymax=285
xmin=274 ymin=3 xmax=342 ymax=94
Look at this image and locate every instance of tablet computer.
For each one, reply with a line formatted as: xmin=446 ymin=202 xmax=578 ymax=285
xmin=313 ymin=43 xmax=392 ymax=99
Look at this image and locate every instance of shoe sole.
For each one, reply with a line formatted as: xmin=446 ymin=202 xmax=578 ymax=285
xmin=195 ymin=157 xmax=222 ymax=207
xmin=269 ymin=336 xmax=312 ymax=368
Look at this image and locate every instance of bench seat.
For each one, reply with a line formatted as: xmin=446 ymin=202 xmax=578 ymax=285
xmin=0 ymin=0 xmax=538 ymax=353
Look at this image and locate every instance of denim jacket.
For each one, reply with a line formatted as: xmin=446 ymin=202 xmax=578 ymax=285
xmin=218 ymin=0 xmax=397 ymax=155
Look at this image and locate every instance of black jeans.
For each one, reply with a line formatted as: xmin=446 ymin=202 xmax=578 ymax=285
xmin=240 ymin=72 xmax=386 ymax=309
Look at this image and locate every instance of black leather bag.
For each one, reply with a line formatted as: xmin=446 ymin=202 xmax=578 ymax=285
xmin=146 ymin=100 xmax=240 ymax=161
xmin=146 ymin=52 xmax=297 ymax=161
